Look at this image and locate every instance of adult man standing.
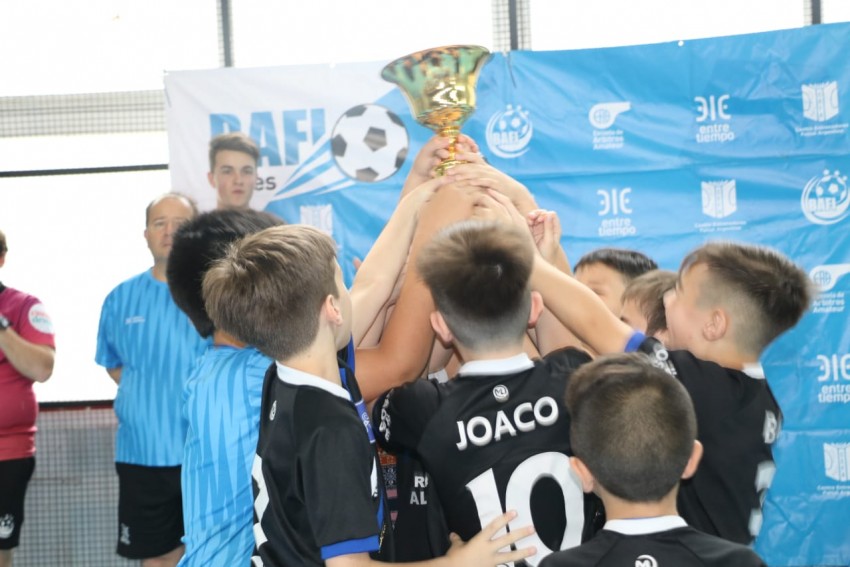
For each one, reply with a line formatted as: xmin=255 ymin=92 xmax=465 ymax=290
xmin=0 ymin=229 xmax=55 ymax=567
xmin=96 ymin=194 xmax=209 ymax=567
xmin=207 ymin=132 xmax=260 ymax=210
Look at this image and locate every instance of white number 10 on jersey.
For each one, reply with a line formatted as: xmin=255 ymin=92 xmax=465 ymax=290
xmin=466 ymin=452 xmax=584 ymax=566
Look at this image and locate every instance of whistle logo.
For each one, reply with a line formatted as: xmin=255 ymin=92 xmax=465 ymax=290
xmin=589 ymin=102 xmax=631 ymax=130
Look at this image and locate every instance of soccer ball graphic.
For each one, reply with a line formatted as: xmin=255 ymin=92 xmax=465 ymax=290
xmin=331 ymin=104 xmax=409 ymax=182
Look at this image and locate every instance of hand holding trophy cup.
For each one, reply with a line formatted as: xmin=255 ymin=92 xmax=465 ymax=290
xmin=382 ymin=45 xmax=492 ymax=176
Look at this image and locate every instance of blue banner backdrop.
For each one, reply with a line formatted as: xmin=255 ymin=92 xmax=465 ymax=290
xmin=166 ymin=23 xmax=850 ymax=566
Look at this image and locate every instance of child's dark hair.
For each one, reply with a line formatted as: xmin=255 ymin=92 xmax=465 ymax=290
xmin=167 ymin=209 xmax=283 ymax=338
xmin=417 ymin=221 xmax=534 ymax=351
xmin=574 ymin=248 xmax=658 ymax=282
xmin=566 ymin=353 xmax=697 ymax=503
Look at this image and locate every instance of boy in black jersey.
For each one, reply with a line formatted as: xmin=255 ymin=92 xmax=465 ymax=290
xmin=540 ymin=354 xmax=767 ymax=567
xmin=202 ymin=224 xmax=534 ymax=567
xmin=531 ymin=235 xmax=813 ymax=545
xmin=374 ymin=220 xmax=594 ymax=565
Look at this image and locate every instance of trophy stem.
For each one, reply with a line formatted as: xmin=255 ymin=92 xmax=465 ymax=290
xmin=435 ymin=126 xmax=460 ymax=177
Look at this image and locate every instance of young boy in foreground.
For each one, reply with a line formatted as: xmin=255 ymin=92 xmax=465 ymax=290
xmin=374 ymin=220 xmax=594 ymax=565
xmin=202 ymin=225 xmax=534 ymax=567
xmin=529 ymin=224 xmax=813 ymax=544
xmin=540 ymin=354 xmax=767 ymax=567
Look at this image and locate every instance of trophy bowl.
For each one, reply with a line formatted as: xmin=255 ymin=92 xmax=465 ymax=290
xmin=381 ymin=45 xmax=492 ymax=175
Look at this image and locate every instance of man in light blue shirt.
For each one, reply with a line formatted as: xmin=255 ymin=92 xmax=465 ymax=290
xmin=96 ymin=193 xmax=209 ymax=567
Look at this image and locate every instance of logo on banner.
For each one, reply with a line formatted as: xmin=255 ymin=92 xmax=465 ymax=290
xmin=694 ymin=180 xmax=746 ymax=233
xmin=694 ymin=94 xmax=735 ymax=144
xmin=804 ymin=81 xmax=840 ymax=122
xmin=702 ymin=180 xmax=737 ymax=218
xmin=330 ymin=104 xmax=409 ymax=182
xmin=815 ymin=353 xmax=850 ymax=405
xmin=486 ymin=105 xmax=533 ymax=159
xmin=589 ymin=102 xmax=630 ymax=150
xmin=801 ymin=169 xmax=850 ymax=225
xmin=824 ymin=443 xmax=850 ymax=482
xmin=810 ymin=263 xmax=850 ymax=314
xmin=596 ymin=187 xmax=637 ymax=237
xmin=300 ymin=205 xmax=334 ymax=236
xmin=797 ymin=81 xmax=847 ymax=137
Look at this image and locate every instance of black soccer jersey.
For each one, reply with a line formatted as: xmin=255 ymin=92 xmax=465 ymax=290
xmin=637 ymin=338 xmax=782 ymax=545
xmin=251 ymin=362 xmax=391 ymax=566
xmin=374 ymin=348 xmax=592 ymax=565
xmin=539 ymin=517 xmax=767 ymax=567
xmin=392 ymin=452 xmax=451 ymax=561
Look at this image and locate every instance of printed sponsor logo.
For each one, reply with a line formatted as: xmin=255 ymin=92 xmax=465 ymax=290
xmin=124 ymin=315 xmax=145 ymax=325
xmin=492 ymin=385 xmax=510 ymax=403
xmin=589 ymin=102 xmax=630 ymax=150
xmin=0 ymin=514 xmax=14 ymax=539
xmin=824 ymin=443 xmax=850 ymax=482
xmin=300 ymin=204 xmax=334 ymax=236
xmin=819 ymin=442 xmax=850 ymax=498
xmin=596 ymin=188 xmax=637 ymax=238
xmin=695 ymin=180 xmax=746 ymax=234
xmin=814 ymin=354 xmax=850 ymax=405
xmin=694 ymin=94 xmax=735 ymax=144
xmin=120 ymin=523 xmax=131 ymax=545
xmin=269 ymin=400 xmax=277 ymax=421
xmin=635 ymin=555 xmax=658 ymax=567
xmin=28 ymin=303 xmax=54 ymax=334
xmin=797 ymin=81 xmax=847 ymax=137
xmin=801 ymin=169 xmax=850 ymax=225
xmin=810 ymin=263 xmax=849 ymax=314
xmin=486 ymin=104 xmax=533 ymax=159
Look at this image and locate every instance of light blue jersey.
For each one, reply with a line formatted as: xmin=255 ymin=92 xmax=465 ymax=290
xmin=95 ymin=269 xmax=209 ymax=466
xmin=179 ymin=345 xmax=271 ymax=567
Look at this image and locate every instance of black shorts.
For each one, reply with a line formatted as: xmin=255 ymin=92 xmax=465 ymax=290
xmin=0 ymin=457 xmax=35 ymax=550
xmin=115 ymin=462 xmax=183 ymax=559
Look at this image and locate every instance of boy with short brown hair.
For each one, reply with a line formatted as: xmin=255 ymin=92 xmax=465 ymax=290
xmin=203 ymin=224 xmax=533 ymax=567
xmin=531 ymin=236 xmax=813 ymax=544
xmin=540 ymin=354 xmax=766 ymax=567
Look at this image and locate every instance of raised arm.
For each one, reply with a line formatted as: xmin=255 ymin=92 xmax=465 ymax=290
xmin=524 ymin=209 xmax=583 ymax=356
xmin=350 ymin=177 xmax=443 ymax=346
xmin=355 ymin=183 xmax=479 ymax=402
xmin=530 ymin=256 xmax=636 ymax=355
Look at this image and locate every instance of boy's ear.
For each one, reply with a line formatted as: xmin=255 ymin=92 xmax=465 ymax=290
xmin=682 ymin=440 xmax=704 ymax=480
xmin=569 ymin=456 xmax=596 ymax=494
xmin=703 ymin=307 xmax=729 ymax=342
xmin=430 ymin=311 xmax=454 ymax=345
xmin=527 ymin=291 xmax=544 ymax=328
xmin=323 ymin=294 xmax=343 ymax=326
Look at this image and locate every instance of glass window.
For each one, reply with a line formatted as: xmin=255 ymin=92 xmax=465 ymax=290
xmin=2 ymin=0 xmax=219 ymax=96
xmin=530 ymin=0 xmax=805 ymax=50
xmin=231 ymin=0 xmax=493 ymax=67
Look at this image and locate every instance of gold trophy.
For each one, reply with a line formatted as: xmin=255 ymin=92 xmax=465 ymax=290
xmin=381 ymin=45 xmax=492 ymax=176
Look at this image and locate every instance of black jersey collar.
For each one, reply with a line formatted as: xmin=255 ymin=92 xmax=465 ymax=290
xmin=457 ymin=353 xmax=534 ymax=377
xmin=275 ymin=362 xmax=351 ymax=401
xmin=605 ymin=515 xmax=687 ymax=535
